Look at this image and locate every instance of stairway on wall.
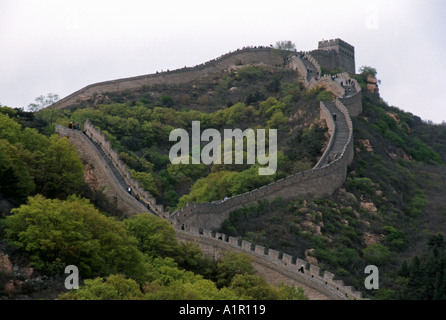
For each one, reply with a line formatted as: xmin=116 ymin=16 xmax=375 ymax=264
xmin=301 ymin=56 xmax=318 ymax=81
xmin=88 ymin=138 xmax=129 ymax=191
xmin=324 ymin=101 xmax=350 ymax=164
xmin=84 ymin=132 xmax=159 ymax=215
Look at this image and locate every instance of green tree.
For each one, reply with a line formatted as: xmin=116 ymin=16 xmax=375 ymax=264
xmin=215 ymin=252 xmax=255 ymax=288
xmin=358 ymin=66 xmax=378 ymax=78
xmin=125 ymin=213 xmax=178 ymax=258
xmin=28 ymin=93 xmax=60 ymax=112
xmin=228 ymin=165 xmax=275 ymax=195
xmin=266 ymin=110 xmax=288 ymax=129
xmin=143 ymin=277 xmax=239 ymax=300
xmin=4 ymin=195 xmax=148 ymax=279
xmin=129 ymin=170 xmax=159 ymax=197
xmin=362 ymin=243 xmax=392 ymax=265
xmin=167 ymin=158 xmax=208 ymax=182
xmin=177 ymin=171 xmax=237 ymax=207
xmin=35 ymin=135 xmax=84 ymax=199
xmin=273 ymin=40 xmax=296 ymax=67
xmin=0 ymin=114 xmax=84 ymax=201
xmin=259 ymin=97 xmax=286 ymax=117
xmin=229 ymin=273 xmax=307 ymax=300
xmin=58 ymin=274 xmax=144 ymax=300
xmin=28 ymin=93 xmax=60 ymax=126
xmin=173 ymin=241 xmax=214 ymax=278
xmin=0 ymin=139 xmax=35 ymax=201
xmin=0 ymin=113 xmax=22 ymax=143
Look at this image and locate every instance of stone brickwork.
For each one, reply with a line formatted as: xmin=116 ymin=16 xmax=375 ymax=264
xmin=82 ymin=119 xmax=164 ymax=215
xmin=312 ymin=38 xmax=356 ymax=74
xmin=315 ymin=101 xmax=337 ymax=168
xmin=50 ymin=47 xmax=282 ymax=111
xmin=175 ymin=227 xmax=362 ymax=300
xmin=55 ymin=125 xmax=149 ymax=216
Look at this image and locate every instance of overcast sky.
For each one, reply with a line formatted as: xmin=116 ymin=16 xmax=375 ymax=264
xmin=1 ymin=0 xmax=445 ymax=123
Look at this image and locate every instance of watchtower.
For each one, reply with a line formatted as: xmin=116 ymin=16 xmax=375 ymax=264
xmin=311 ymin=38 xmax=356 ymax=74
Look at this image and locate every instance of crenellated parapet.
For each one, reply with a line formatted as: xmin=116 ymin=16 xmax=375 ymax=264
xmin=49 ymin=47 xmax=281 ymax=111
xmin=312 ymin=38 xmax=356 ymax=74
xmin=55 ymin=124 xmax=150 ymax=216
xmin=175 ymin=225 xmax=362 ymax=300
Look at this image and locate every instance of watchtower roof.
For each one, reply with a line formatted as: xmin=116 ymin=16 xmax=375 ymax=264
xmin=318 ymin=38 xmax=354 ymax=52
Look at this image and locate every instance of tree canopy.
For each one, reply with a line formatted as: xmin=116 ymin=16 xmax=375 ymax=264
xmin=3 ymin=195 xmax=148 ymax=279
xmin=28 ymin=93 xmax=59 ymax=112
xmin=0 ymin=113 xmax=84 ymax=205
xmin=273 ymin=40 xmax=296 ymax=66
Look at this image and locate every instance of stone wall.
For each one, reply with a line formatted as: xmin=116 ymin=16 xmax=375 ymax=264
xmin=57 ymin=120 xmax=361 ymax=300
xmin=308 ymin=71 xmax=362 ymax=117
xmin=309 ymin=50 xmax=340 ymax=73
xmin=50 ymin=47 xmax=282 ymax=110
xmin=175 ymin=226 xmax=362 ymax=300
xmin=172 ymin=126 xmax=353 ymax=230
xmin=313 ymin=38 xmax=356 ymax=74
xmin=55 ymin=125 xmax=149 ymax=216
xmin=82 ymin=119 xmax=164 ymax=215
xmin=315 ymin=101 xmax=337 ymax=168
xmin=307 ymin=75 xmax=345 ymax=97
xmin=171 ymin=54 xmax=358 ymax=231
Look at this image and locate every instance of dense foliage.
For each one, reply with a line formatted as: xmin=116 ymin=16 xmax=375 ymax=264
xmin=395 ymin=234 xmax=446 ymax=300
xmin=1 ymin=192 xmax=306 ymax=300
xmin=219 ymin=84 xmax=446 ymax=298
xmin=0 ymin=111 xmax=84 ymax=207
xmin=0 ymin=106 xmax=307 ymax=300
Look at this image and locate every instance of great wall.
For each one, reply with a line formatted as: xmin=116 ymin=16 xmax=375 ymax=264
xmin=55 ymin=39 xmax=364 ymax=300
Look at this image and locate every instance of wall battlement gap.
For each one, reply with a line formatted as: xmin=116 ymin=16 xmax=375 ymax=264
xmin=313 ymin=38 xmax=356 ymax=74
xmin=176 ymin=226 xmax=363 ymax=300
xmin=318 ymin=38 xmax=355 ymax=53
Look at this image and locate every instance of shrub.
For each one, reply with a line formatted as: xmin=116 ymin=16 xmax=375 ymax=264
xmin=362 ymin=244 xmax=392 ymax=265
xmin=125 ymin=213 xmax=178 ymax=258
xmin=237 ymin=66 xmax=265 ymax=81
xmin=404 ymin=192 xmax=429 ymax=217
xmin=4 ymin=195 xmax=147 ymax=280
xmin=346 ymin=177 xmax=375 ymax=196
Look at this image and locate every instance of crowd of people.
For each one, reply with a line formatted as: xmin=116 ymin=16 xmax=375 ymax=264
xmin=68 ymin=122 xmax=80 ymax=130
xmin=128 ymin=186 xmax=153 ymax=212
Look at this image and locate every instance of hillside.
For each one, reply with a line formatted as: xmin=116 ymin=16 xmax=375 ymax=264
xmin=38 ymin=64 xmax=331 ymax=212
xmin=219 ymin=89 xmax=446 ymax=298
xmin=1 ymin=43 xmax=446 ymax=300
xmin=0 ymin=106 xmax=310 ymax=301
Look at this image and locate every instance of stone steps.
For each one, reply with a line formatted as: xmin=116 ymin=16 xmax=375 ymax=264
xmin=84 ymin=132 xmax=154 ymax=213
xmin=316 ymin=101 xmax=350 ymax=165
xmin=88 ymin=137 xmax=129 ymax=191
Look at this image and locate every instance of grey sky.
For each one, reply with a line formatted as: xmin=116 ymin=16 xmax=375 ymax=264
xmin=1 ymin=0 xmax=445 ymax=123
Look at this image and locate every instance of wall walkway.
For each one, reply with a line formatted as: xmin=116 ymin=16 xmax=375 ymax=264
xmin=50 ymin=47 xmax=282 ymax=110
xmin=55 ymin=125 xmax=150 ymax=216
